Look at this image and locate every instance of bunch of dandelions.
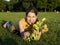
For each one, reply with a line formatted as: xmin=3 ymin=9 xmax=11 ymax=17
xmin=26 ymin=18 xmax=46 ymax=41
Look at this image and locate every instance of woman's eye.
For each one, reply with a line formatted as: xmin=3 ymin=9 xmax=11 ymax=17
xmin=27 ymin=16 xmax=30 ymax=18
xmin=33 ymin=16 xmax=35 ymax=18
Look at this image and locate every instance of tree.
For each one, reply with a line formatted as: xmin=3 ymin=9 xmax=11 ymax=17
xmin=56 ymin=0 xmax=60 ymax=7
xmin=0 ymin=0 xmax=60 ymax=12
xmin=41 ymin=0 xmax=48 ymax=12
xmin=47 ymin=0 xmax=58 ymax=12
xmin=22 ymin=1 xmax=30 ymax=11
xmin=22 ymin=0 xmax=34 ymax=11
xmin=5 ymin=0 xmax=18 ymax=11
xmin=0 ymin=0 xmax=6 ymax=12
xmin=37 ymin=0 xmax=48 ymax=12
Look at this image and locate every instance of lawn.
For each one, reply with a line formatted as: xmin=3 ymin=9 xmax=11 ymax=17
xmin=0 ymin=12 xmax=60 ymax=45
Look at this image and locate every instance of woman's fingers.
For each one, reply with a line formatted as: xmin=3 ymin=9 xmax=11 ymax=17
xmin=36 ymin=31 xmax=42 ymax=40
xmin=23 ymin=32 xmax=30 ymax=40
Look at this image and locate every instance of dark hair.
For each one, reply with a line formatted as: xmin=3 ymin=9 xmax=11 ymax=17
xmin=25 ymin=7 xmax=39 ymax=24
xmin=26 ymin=7 xmax=38 ymax=16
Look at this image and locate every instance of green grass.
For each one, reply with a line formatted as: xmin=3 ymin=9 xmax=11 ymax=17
xmin=0 ymin=12 xmax=60 ymax=45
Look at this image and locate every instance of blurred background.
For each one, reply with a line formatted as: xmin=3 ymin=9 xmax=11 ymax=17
xmin=0 ymin=0 xmax=60 ymax=12
xmin=0 ymin=0 xmax=60 ymax=45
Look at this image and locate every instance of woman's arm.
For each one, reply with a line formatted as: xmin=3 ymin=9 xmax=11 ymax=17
xmin=19 ymin=20 xmax=30 ymax=40
xmin=19 ymin=21 xmax=24 ymax=33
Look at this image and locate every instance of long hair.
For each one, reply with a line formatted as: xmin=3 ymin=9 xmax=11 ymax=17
xmin=26 ymin=7 xmax=38 ymax=17
xmin=25 ymin=7 xmax=39 ymax=25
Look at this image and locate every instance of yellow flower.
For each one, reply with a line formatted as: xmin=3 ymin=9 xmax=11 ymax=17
xmin=36 ymin=21 xmax=40 ymax=25
xmin=33 ymin=24 xmax=38 ymax=28
xmin=42 ymin=18 xmax=46 ymax=21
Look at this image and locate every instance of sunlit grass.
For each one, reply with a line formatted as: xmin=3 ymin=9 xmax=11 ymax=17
xmin=0 ymin=12 xmax=60 ymax=45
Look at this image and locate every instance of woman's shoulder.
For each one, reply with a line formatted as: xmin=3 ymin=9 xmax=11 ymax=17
xmin=19 ymin=18 xmax=29 ymax=29
xmin=19 ymin=18 xmax=28 ymax=25
xmin=19 ymin=18 xmax=25 ymax=22
xmin=20 ymin=18 xmax=25 ymax=21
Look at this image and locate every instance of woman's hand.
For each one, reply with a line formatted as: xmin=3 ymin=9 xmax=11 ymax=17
xmin=33 ymin=30 xmax=39 ymax=34
xmin=23 ymin=32 xmax=30 ymax=40
xmin=33 ymin=30 xmax=42 ymax=40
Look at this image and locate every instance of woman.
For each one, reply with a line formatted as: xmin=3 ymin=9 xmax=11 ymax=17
xmin=19 ymin=7 xmax=48 ymax=40
xmin=2 ymin=7 xmax=48 ymax=40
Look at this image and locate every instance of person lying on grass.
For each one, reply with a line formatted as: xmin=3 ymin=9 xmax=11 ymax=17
xmin=2 ymin=7 xmax=48 ymax=41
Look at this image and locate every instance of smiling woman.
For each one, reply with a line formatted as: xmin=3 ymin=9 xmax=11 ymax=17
xmin=2 ymin=7 xmax=48 ymax=41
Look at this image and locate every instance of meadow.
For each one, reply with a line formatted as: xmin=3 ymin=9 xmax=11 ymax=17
xmin=0 ymin=12 xmax=60 ymax=45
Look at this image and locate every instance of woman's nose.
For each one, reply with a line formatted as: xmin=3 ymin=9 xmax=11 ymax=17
xmin=30 ymin=18 xmax=33 ymax=22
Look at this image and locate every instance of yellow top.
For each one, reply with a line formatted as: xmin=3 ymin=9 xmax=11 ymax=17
xmin=20 ymin=18 xmax=40 ymax=31
xmin=20 ymin=18 xmax=30 ymax=31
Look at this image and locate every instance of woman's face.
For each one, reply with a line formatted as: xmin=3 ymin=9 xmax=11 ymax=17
xmin=26 ymin=12 xmax=37 ymax=25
